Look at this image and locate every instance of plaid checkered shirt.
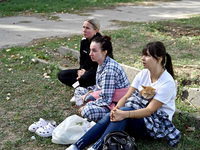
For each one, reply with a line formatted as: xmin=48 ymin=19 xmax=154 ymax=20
xmin=88 ymin=56 xmax=130 ymax=107
xmin=125 ymin=90 xmax=181 ymax=147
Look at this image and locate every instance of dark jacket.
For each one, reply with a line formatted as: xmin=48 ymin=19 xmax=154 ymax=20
xmin=79 ymin=32 xmax=102 ymax=73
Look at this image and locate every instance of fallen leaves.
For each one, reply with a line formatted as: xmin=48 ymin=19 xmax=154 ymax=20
xmin=185 ymin=124 xmax=196 ymax=132
xmin=6 ymin=93 xmax=11 ymax=100
xmin=43 ymin=72 xmax=50 ymax=79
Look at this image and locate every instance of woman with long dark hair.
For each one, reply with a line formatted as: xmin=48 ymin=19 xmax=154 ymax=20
xmin=66 ymin=41 xmax=181 ymax=150
xmin=74 ymin=35 xmax=129 ymax=122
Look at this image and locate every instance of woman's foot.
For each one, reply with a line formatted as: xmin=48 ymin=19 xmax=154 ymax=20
xmin=87 ymin=147 xmax=95 ymax=150
xmin=66 ymin=145 xmax=78 ymax=150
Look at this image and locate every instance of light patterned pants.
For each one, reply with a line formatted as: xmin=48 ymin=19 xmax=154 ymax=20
xmin=74 ymin=86 xmax=110 ymax=122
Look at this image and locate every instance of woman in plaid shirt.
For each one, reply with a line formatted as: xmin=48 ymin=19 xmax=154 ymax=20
xmin=74 ymin=35 xmax=130 ymax=122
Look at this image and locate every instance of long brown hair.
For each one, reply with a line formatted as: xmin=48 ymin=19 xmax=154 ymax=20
xmin=142 ymin=41 xmax=174 ymax=78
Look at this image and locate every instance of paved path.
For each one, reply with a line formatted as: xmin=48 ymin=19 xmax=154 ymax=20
xmin=0 ymin=0 xmax=199 ymax=48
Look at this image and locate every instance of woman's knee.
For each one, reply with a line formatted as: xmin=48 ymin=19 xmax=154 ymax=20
xmin=97 ymin=113 xmax=110 ymax=124
xmin=57 ymin=70 xmax=70 ymax=81
xmin=79 ymin=72 xmax=96 ymax=87
xmin=81 ymin=106 xmax=93 ymax=120
xmin=57 ymin=70 xmax=63 ymax=80
xmin=81 ymin=106 xmax=109 ymax=122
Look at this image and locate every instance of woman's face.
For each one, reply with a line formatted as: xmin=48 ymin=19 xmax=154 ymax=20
xmin=142 ymin=50 xmax=160 ymax=69
xmin=82 ymin=21 xmax=98 ymax=40
xmin=89 ymin=41 xmax=107 ymax=66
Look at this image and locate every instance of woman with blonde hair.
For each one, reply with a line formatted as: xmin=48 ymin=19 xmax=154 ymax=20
xmin=58 ymin=17 xmax=102 ymax=88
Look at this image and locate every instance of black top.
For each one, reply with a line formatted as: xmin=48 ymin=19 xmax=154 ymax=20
xmin=79 ymin=32 xmax=102 ymax=73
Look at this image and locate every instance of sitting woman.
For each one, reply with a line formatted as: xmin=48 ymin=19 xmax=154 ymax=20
xmin=58 ymin=17 xmax=101 ymax=88
xmin=74 ymin=35 xmax=130 ymax=122
xmin=66 ymin=41 xmax=181 ymax=150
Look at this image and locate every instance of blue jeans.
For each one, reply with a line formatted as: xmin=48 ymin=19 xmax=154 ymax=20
xmin=74 ymin=107 xmax=149 ymax=150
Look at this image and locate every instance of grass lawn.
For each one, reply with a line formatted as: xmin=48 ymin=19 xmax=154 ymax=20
xmin=0 ymin=0 xmax=200 ymax=149
xmin=0 ymin=0 xmax=163 ymax=17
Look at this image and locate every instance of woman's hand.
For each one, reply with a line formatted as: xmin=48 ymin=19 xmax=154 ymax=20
xmin=78 ymin=106 xmax=83 ymax=115
xmin=111 ymin=105 xmax=119 ymax=111
xmin=81 ymin=94 xmax=87 ymax=102
xmin=110 ymin=108 xmax=127 ymax=122
xmin=77 ymin=69 xmax=86 ymax=80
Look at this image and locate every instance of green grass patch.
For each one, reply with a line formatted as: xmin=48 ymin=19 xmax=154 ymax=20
xmin=0 ymin=47 xmax=76 ymax=150
xmin=0 ymin=0 xmax=148 ymax=17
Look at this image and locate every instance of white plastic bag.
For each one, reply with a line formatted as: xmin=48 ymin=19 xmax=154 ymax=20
xmin=52 ymin=115 xmax=96 ymax=145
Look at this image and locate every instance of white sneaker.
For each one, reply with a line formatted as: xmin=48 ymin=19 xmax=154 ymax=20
xmin=28 ymin=118 xmax=49 ymax=132
xmin=70 ymin=96 xmax=75 ymax=102
xmin=66 ymin=145 xmax=77 ymax=150
xmin=35 ymin=121 xmax=57 ymax=137
xmin=87 ymin=147 xmax=95 ymax=150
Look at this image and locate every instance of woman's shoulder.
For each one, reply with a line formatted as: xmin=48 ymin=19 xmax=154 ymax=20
xmin=81 ymin=37 xmax=87 ymax=42
xmin=138 ymin=69 xmax=150 ymax=76
xmin=80 ymin=37 xmax=87 ymax=46
xmin=141 ymin=69 xmax=149 ymax=73
xmin=90 ymin=33 xmax=102 ymax=41
xmin=162 ymin=70 xmax=175 ymax=81
xmin=107 ymin=57 xmax=120 ymax=67
xmin=106 ymin=58 xmax=126 ymax=73
xmin=95 ymin=32 xmax=102 ymax=37
xmin=160 ymin=70 xmax=175 ymax=84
